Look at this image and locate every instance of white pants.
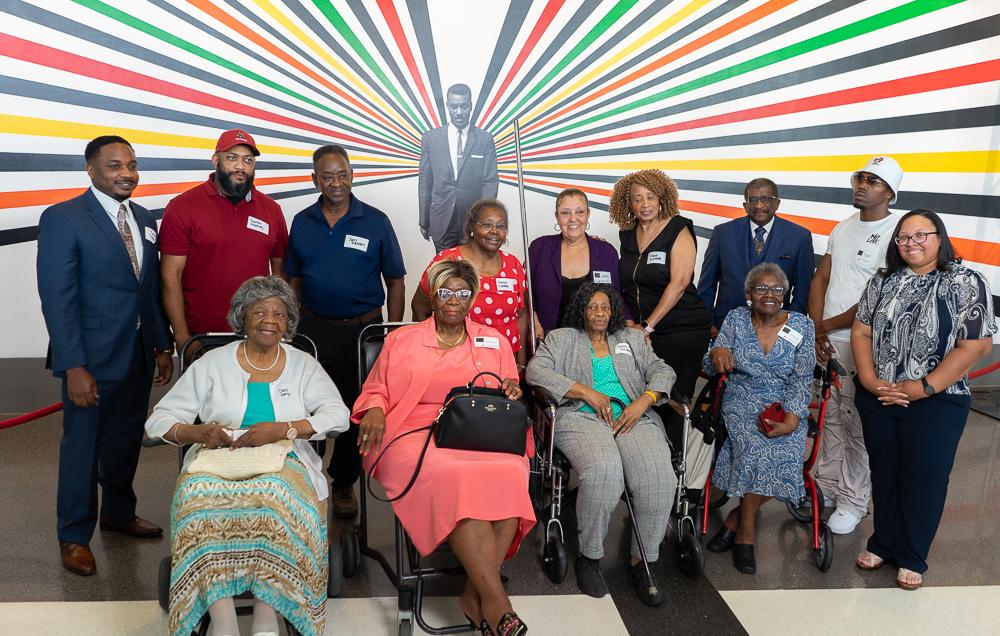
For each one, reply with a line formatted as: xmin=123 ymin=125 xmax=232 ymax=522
xmin=814 ymin=339 xmax=871 ymax=517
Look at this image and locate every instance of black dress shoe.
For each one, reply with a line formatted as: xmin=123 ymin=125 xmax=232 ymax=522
xmin=732 ymin=544 xmax=756 ymax=574
xmin=706 ymin=526 xmax=736 ymax=553
xmin=629 ymin=562 xmax=665 ymax=607
xmin=574 ymin=556 xmax=608 ymax=598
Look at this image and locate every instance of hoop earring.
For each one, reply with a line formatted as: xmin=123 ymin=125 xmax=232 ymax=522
xmin=554 ymin=223 xmax=560 ymax=232
xmin=586 ymin=223 xmax=591 ymax=230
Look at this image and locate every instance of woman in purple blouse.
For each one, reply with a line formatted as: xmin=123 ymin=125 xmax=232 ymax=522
xmin=528 ymin=188 xmax=633 ymax=339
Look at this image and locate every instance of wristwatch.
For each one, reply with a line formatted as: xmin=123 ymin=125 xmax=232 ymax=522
xmin=920 ymin=377 xmax=936 ymax=396
xmin=640 ymin=320 xmax=655 ymax=334
xmin=284 ymin=421 xmax=299 ymax=440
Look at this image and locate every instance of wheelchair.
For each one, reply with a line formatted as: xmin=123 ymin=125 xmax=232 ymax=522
xmin=527 ymin=383 xmax=706 ymax=590
xmin=350 ymin=321 xmax=481 ymax=636
xmin=144 ymin=333 xmax=347 ymax=636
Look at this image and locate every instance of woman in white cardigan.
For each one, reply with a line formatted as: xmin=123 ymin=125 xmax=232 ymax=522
xmin=146 ymin=276 xmax=348 ymax=636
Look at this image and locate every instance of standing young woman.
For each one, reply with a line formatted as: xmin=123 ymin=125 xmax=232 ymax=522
xmin=851 ymin=209 xmax=995 ymax=591
xmin=611 ymin=170 xmax=712 ymax=442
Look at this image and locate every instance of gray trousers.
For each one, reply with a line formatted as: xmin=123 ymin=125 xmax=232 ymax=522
xmin=814 ymin=339 xmax=871 ymax=517
xmin=555 ymin=411 xmax=676 ymax=562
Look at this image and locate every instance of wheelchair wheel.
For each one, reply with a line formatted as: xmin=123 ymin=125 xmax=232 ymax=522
xmin=543 ymin=534 xmax=568 ymax=584
xmin=157 ymin=555 xmax=171 ymax=612
xmin=342 ymin=525 xmax=361 ymax=578
xmin=815 ymin=522 xmax=834 ymax=572
xmin=675 ymin=520 xmax=704 ymax=578
xmin=787 ymin=484 xmax=825 ymax=523
xmin=398 ymin=618 xmax=413 ymax=636
xmin=328 ymin=537 xmax=344 ymax=597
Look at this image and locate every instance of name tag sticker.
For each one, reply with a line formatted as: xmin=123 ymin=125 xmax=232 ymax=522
xmin=495 ymin=277 xmax=516 ymax=292
xmin=344 ymin=235 xmax=369 ymax=252
xmin=247 ymin=216 xmax=269 ymax=235
xmin=615 ymin=342 xmax=633 ymax=356
xmin=647 ymin=251 xmax=667 ymax=265
xmin=277 ymin=387 xmax=293 ymax=399
xmin=473 ymin=336 xmax=500 ymax=349
xmin=144 ymin=226 xmax=157 ymax=244
xmin=778 ymin=325 xmax=804 ymax=347
xmin=593 ymin=270 xmax=612 ymax=284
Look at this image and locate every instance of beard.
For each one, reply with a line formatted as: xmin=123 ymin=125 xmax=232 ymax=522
xmin=215 ymin=166 xmax=254 ymax=198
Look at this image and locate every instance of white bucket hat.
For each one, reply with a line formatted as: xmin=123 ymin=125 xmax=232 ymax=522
xmin=852 ymin=156 xmax=902 ymax=204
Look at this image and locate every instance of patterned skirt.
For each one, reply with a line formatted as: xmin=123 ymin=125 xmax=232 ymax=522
xmin=168 ymin=457 xmax=327 ymax=636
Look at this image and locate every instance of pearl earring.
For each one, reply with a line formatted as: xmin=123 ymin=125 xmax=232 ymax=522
xmin=746 ymin=300 xmax=752 ymax=307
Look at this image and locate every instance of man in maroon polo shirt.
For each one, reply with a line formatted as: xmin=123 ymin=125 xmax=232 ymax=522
xmin=160 ymin=129 xmax=288 ymax=350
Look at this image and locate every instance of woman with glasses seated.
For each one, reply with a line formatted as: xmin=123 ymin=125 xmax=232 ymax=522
xmin=702 ymin=263 xmax=816 ymax=575
xmin=356 ymin=259 xmax=534 ymax=636
xmin=412 ymin=198 xmax=529 ymax=369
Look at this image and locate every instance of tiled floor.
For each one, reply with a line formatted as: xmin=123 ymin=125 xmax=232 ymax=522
xmin=2 ymin=363 xmax=999 ymax=635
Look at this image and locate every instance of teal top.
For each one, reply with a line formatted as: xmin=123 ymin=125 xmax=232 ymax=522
xmin=241 ymin=382 xmax=276 ymax=428
xmin=579 ymin=355 xmax=632 ymax=419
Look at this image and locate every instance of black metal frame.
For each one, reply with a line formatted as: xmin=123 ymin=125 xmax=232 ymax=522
xmin=354 ymin=322 xmax=473 ymax=636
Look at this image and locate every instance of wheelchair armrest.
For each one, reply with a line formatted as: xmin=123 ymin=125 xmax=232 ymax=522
xmin=142 ymin=437 xmax=168 ymax=448
xmin=324 ymin=429 xmax=341 ymax=439
xmin=529 ymin=384 xmax=559 ymax=410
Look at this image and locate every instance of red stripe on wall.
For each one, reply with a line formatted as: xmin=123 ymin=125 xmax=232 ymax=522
xmin=376 ymin=0 xmax=441 ymax=129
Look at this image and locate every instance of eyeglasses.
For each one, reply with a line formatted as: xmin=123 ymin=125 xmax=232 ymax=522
xmin=222 ymin=153 xmax=256 ymax=166
xmin=851 ymin=173 xmax=885 ymax=187
xmin=894 ymin=231 xmax=939 ymax=245
xmin=744 ymin=195 xmax=779 ymax=206
xmin=436 ymin=288 xmax=473 ymax=303
xmin=476 ymin=222 xmax=508 ymax=233
xmin=750 ymin=285 xmax=787 ymax=297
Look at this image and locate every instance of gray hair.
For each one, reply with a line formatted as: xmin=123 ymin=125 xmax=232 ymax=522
xmin=744 ymin=263 xmax=789 ymax=296
xmin=227 ymin=276 xmax=300 ymax=338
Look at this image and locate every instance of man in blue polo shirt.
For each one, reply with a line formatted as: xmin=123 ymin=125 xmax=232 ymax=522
xmin=286 ymin=144 xmax=405 ymax=518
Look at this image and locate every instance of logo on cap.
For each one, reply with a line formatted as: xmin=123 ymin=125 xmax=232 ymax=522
xmin=872 ymin=157 xmax=884 ymax=165
xmin=235 ymin=131 xmax=248 ymax=141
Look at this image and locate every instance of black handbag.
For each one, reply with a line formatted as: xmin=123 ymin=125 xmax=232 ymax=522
xmin=367 ymin=371 xmax=529 ymax=502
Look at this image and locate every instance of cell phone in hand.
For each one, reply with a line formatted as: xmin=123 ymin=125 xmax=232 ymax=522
xmin=757 ymin=402 xmax=785 ymax=435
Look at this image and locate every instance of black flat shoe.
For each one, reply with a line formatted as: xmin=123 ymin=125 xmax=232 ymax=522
xmin=732 ymin=543 xmax=756 ymax=574
xmin=707 ymin=526 xmax=736 ymax=553
xmin=574 ymin=556 xmax=608 ymax=598
xmin=629 ymin=562 xmax=665 ymax=607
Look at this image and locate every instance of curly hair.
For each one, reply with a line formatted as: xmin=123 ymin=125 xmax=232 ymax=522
xmin=607 ymin=169 xmax=679 ymax=229
xmin=461 ymin=198 xmax=508 ymax=245
xmin=227 ymin=276 xmax=300 ymax=338
xmin=562 ymin=283 xmax=627 ymax=334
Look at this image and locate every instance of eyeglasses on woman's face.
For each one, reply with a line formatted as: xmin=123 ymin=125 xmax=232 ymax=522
xmin=894 ymin=231 xmax=939 ymax=245
xmin=750 ymin=284 xmax=787 ymax=297
xmin=475 ymin=221 xmax=508 ymax=233
xmin=436 ymin=288 xmax=473 ymax=303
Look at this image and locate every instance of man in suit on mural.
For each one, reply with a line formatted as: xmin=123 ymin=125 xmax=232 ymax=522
xmin=697 ymin=177 xmax=815 ymax=333
xmin=418 ymin=83 xmax=499 ymax=252
xmin=37 ymin=136 xmax=174 ymax=576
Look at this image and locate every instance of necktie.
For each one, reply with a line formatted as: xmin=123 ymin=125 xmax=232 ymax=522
xmin=456 ymin=129 xmax=464 ymax=168
xmin=754 ymin=226 xmax=766 ymax=256
xmin=117 ymin=203 xmax=140 ymax=279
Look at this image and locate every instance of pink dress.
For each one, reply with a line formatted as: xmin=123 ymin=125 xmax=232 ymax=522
xmin=420 ymin=247 xmax=527 ymax=353
xmin=353 ymin=318 xmax=535 ymax=557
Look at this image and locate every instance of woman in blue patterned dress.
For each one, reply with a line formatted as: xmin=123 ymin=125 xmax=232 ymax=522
xmin=851 ymin=210 xmax=995 ymax=591
xmin=702 ymin=263 xmax=815 ymax=574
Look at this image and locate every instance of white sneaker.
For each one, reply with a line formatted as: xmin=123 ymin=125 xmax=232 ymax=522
xmin=828 ymin=509 xmax=862 ymax=534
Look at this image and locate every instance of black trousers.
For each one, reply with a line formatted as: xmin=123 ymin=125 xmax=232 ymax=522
xmin=649 ymin=327 xmax=711 ymax=452
xmin=57 ymin=329 xmax=152 ymax=544
xmin=855 ymin=384 xmax=970 ymax=573
xmin=298 ymin=311 xmax=382 ymax=490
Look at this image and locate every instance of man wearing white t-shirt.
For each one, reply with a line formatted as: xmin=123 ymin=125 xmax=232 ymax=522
xmin=809 ymin=156 xmax=903 ymax=535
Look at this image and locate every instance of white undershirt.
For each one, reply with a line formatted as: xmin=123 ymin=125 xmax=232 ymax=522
xmin=448 ymin=122 xmax=470 ymax=179
xmin=749 ymin=216 xmax=775 ymax=242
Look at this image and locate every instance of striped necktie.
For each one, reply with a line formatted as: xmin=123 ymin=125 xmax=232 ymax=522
xmin=117 ymin=203 xmax=140 ymax=279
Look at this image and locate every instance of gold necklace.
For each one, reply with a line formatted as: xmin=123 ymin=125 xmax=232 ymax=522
xmin=437 ymin=330 xmax=466 ymax=348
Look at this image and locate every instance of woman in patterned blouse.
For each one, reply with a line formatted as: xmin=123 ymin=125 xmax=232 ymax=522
xmin=851 ymin=209 xmax=995 ymax=591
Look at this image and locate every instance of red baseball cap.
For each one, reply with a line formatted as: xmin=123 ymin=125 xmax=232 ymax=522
xmin=215 ymin=129 xmax=260 ymax=156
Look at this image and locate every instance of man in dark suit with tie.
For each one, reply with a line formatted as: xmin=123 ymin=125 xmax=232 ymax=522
xmin=37 ymin=136 xmax=174 ymax=576
xmin=418 ymin=83 xmax=499 ymax=252
xmin=697 ymin=178 xmax=815 ymax=332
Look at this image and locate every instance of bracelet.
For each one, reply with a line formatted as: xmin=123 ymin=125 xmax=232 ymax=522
xmin=643 ymin=390 xmax=659 ymax=403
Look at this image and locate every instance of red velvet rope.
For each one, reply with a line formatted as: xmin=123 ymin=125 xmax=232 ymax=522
xmin=969 ymin=359 xmax=1000 ymax=380
xmin=0 ymin=402 xmax=62 ymax=430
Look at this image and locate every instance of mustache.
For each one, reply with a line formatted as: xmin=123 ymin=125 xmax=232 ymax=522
xmin=215 ymin=167 xmax=254 ymax=198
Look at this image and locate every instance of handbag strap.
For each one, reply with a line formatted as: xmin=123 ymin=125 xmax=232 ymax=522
xmin=467 ymin=370 xmax=505 ymax=393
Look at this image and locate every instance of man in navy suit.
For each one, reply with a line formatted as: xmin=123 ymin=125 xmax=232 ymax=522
xmin=697 ymin=178 xmax=815 ymax=332
xmin=37 ymin=136 xmax=174 ymax=576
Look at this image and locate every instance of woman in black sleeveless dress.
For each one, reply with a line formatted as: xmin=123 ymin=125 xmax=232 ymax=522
xmin=611 ymin=169 xmax=712 ymax=446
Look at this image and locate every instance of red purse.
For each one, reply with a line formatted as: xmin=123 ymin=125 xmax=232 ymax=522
xmin=757 ymin=402 xmax=785 ymax=436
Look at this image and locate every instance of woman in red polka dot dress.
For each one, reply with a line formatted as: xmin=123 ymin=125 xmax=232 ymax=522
xmin=413 ymin=198 xmax=529 ymax=369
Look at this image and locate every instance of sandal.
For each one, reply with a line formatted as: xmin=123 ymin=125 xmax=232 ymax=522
xmin=896 ymin=568 xmax=923 ymax=591
xmin=496 ymin=611 xmax=528 ymax=636
xmin=855 ymin=551 xmax=884 ymax=571
xmin=465 ymin=613 xmax=494 ymax=636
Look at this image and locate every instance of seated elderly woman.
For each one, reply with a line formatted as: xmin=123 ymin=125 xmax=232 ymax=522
xmin=703 ymin=263 xmax=815 ymax=574
xmin=145 ymin=276 xmax=349 ymax=636
xmin=526 ymin=282 xmax=677 ymax=606
xmin=355 ymin=259 xmax=534 ymax=636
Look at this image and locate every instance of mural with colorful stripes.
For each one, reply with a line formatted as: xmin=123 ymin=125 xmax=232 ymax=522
xmin=1 ymin=0 xmax=998 ymax=356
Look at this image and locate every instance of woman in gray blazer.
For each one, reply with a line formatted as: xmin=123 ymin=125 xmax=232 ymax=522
xmin=526 ymin=283 xmax=677 ymax=606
